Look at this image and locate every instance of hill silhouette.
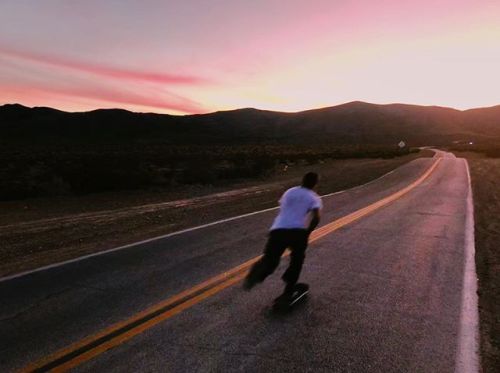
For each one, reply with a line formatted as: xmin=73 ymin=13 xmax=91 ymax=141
xmin=1 ymin=101 xmax=499 ymax=146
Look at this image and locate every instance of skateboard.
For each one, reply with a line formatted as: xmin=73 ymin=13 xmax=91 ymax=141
xmin=272 ymin=283 xmax=309 ymax=312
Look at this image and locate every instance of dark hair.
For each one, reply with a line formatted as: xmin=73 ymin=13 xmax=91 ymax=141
xmin=302 ymin=172 xmax=318 ymax=189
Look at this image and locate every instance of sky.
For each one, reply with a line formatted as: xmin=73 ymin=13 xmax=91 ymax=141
xmin=0 ymin=0 xmax=499 ymax=115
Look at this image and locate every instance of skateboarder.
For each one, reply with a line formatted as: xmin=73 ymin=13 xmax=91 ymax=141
xmin=243 ymin=172 xmax=322 ymax=301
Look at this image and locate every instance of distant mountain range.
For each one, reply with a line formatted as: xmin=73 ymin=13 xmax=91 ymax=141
xmin=1 ymin=101 xmax=499 ymax=146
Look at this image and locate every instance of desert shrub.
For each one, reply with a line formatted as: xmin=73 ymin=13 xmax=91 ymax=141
xmin=449 ymin=143 xmax=500 ymax=158
xmin=179 ymin=159 xmax=217 ymax=184
xmin=0 ymin=143 xmax=414 ymax=200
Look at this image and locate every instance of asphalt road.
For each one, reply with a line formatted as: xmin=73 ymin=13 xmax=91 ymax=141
xmin=0 ymin=151 xmax=476 ymax=372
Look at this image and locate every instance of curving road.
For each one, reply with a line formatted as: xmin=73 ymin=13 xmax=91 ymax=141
xmin=0 ymin=151 xmax=478 ymax=372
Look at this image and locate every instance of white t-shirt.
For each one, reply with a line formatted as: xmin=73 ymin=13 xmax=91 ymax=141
xmin=270 ymin=186 xmax=322 ymax=230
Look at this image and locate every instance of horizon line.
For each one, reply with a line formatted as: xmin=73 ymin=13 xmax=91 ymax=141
xmin=1 ymin=100 xmax=500 ymax=116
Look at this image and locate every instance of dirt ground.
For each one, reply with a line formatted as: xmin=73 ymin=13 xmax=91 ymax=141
xmin=0 ymin=151 xmax=432 ymax=278
xmin=459 ymin=153 xmax=500 ymax=373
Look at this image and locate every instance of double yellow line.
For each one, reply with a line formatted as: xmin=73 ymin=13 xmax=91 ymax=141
xmin=23 ymin=158 xmax=441 ymax=372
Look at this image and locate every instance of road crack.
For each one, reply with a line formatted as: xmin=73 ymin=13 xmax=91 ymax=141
xmin=0 ymin=287 xmax=72 ymax=323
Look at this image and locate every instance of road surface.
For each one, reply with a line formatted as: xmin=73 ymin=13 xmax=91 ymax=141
xmin=0 ymin=151 xmax=478 ymax=372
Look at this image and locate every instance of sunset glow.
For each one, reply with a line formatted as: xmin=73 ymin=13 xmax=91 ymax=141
xmin=1 ymin=0 xmax=499 ymax=114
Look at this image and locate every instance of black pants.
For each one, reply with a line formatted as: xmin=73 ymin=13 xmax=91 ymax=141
xmin=248 ymin=229 xmax=309 ymax=292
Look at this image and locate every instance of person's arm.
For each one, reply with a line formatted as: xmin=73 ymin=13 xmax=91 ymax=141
xmin=307 ymin=208 xmax=321 ymax=234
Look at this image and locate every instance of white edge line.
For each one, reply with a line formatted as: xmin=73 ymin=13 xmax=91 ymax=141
xmin=0 ymin=159 xmax=428 ymax=283
xmin=0 ymin=206 xmax=278 ymax=283
xmin=454 ymin=158 xmax=480 ymax=373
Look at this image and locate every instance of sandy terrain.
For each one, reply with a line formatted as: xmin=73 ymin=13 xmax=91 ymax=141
xmin=466 ymin=156 xmax=500 ymax=372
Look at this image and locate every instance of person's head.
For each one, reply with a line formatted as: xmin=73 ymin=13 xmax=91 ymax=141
xmin=302 ymin=172 xmax=319 ymax=190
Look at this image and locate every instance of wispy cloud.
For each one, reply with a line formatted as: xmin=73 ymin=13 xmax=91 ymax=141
xmin=1 ymin=81 xmax=205 ymax=114
xmin=0 ymin=46 xmax=208 ymax=113
xmin=0 ymin=46 xmax=208 ymax=85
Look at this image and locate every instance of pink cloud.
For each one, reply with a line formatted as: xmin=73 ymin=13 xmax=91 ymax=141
xmin=74 ymin=86 xmax=205 ymax=114
xmin=0 ymin=46 xmax=209 ymax=85
xmin=1 ymin=82 xmax=205 ymax=114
